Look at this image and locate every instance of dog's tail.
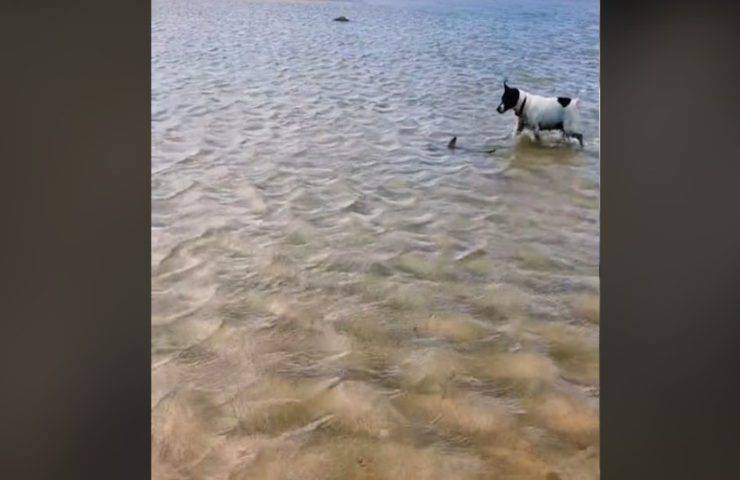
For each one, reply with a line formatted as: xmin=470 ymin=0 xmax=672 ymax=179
xmin=570 ymin=98 xmax=582 ymax=122
xmin=564 ymin=98 xmax=583 ymax=138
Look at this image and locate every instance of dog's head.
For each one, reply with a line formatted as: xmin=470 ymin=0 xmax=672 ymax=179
xmin=496 ymin=80 xmax=519 ymax=114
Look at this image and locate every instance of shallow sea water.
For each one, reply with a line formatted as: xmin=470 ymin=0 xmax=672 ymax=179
xmin=152 ymin=0 xmax=600 ymax=478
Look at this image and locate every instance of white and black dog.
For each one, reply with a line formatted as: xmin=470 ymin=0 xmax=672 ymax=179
xmin=496 ymin=81 xmax=584 ymax=147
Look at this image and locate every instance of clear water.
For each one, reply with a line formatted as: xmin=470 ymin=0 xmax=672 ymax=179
xmin=152 ymin=0 xmax=599 ymax=478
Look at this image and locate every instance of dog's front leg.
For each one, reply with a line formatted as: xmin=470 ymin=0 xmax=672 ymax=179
xmin=516 ymin=118 xmax=525 ymax=135
xmin=532 ymin=125 xmax=541 ymax=142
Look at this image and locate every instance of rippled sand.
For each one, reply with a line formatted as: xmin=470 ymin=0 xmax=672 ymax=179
xmin=152 ymin=0 xmax=600 ymax=478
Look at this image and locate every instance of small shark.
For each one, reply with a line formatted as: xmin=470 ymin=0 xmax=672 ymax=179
xmin=447 ymin=136 xmax=496 ymax=154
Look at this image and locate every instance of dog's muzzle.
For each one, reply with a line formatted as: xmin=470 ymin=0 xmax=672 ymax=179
xmin=496 ymin=104 xmax=505 ymax=113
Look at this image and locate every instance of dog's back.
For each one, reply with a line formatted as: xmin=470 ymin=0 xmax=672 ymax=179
xmin=524 ymin=93 xmax=581 ymax=132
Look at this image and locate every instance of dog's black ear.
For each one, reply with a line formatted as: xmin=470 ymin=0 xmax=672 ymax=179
xmin=503 ymin=79 xmax=508 ymax=89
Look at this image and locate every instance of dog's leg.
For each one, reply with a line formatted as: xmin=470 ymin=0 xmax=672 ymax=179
xmin=532 ymin=126 xmax=541 ymax=142
xmin=516 ymin=118 xmax=525 ymax=135
xmin=572 ymin=133 xmax=584 ymax=147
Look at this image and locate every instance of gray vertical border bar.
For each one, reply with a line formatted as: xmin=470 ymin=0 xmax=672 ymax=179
xmin=601 ymin=0 xmax=740 ymax=478
xmin=0 ymin=0 xmax=151 ymax=479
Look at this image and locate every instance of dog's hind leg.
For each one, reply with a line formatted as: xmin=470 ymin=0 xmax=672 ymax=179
xmin=571 ymin=133 xmax=584 ymax=147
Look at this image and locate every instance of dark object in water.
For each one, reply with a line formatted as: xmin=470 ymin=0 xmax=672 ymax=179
xmin=334 ymin=16 xmax=350 ymax=22
xmin=447 ymin=136 xmax=496 ymax=154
